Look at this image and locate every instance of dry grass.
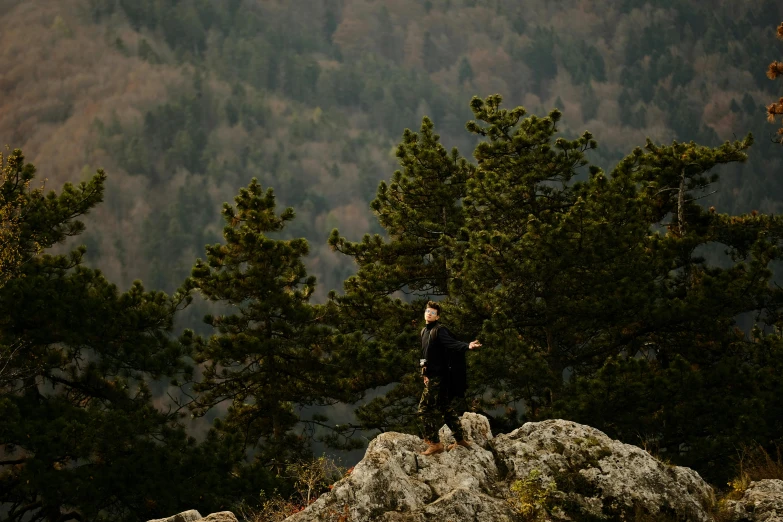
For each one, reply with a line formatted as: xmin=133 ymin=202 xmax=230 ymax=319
xmin=711 ymin=442 xmax=783 ymax=521
xmin=235 ymin=456 xmax=352 ymax=522
xmin=730 ymin=443 xmax=783 ymax=495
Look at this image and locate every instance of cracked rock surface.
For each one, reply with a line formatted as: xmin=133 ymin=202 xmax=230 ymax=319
xmin=724 ymin=479 xmax=783 ymax=521
xmin=147 ymin=511 xmax=238 ymax=522
xmin=284 ymin=414 xmax=717 ymax=521
xmin=147 ymin=510 xmax=204 ymax=522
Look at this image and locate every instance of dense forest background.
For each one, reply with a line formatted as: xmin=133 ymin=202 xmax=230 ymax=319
xmin=4 ymin=0 xmax=783 ymax=520
xmin=2 ymin=0 xmax=782 ymax=304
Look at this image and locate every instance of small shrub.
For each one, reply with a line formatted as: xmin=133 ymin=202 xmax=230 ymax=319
xmin=288 ymin=455 xmax=346 ymax=505
xmin=507 ymin=468 xmax=557 ymax=520
xmin=235 ymin=455 xmax=349 ymax=522
xmin=235 ymin=495 xmax=302 ymax=522
xmin=737 ymin=443 xmax=783 ymax=482
xmin=720 ymin=442 xmax=783 ymax=501
xmin=711 ymin=443 xmax=783 ymax=522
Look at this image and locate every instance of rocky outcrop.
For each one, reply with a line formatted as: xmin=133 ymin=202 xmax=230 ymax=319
xmin=724 ymin=479 xmax=783 ymax=521
xmin=285 ymin=414 xmax=717 ymax=521
xmin=201 ymin=513 xmax=239 ymax=522
xmin=493 ymin=419 xmax=714 ymax=521
xmin=147 ymin=421 xmax=783 ymax=521
xmin=147 ymin=511 xmax=237 ymax=522
xmin=148 ymin=510 xmax=204 ymax=522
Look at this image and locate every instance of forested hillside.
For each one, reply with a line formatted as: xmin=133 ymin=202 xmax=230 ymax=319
xmin=1 ymin=0 xmax=782 ymax=304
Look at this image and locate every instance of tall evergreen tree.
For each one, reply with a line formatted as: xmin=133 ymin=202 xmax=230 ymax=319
xmin=546 ymin=135 xmax=783 ymax=482
xmin=0 ymin=150 xmax=251 ymax=522
xmin=331 ymin=95 xmax=783 ymax=483
xmin=327 ymin=117 xmax=473 ymax=433
xmin=457 ymin=56 xmax=474 ymax=86
xmin=182 ymin=178 xmax=362 ymax=468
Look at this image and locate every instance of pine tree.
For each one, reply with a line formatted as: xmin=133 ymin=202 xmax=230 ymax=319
xmin=456 ymin=96 xmax=783 ymax=482
xmin=459 ymin=96 xmax=783 ymax=482
xmin=331 ymin=94 xmax=783 ymax=483
xmin=581 ymin=82 xmax=599 ymax=121
xmin=423 ymin=32 xmax=439 ymax=73
xmin=455 ymin=94 xmax=603 ymax=414
xmin=183 ymin=179 xmax=362 ymax=466
xmin=458 ymin=56 xmax=474 ymax=86
xmin=546 ymin=134 xmax=783 ymax=482
xmin=743 ymin=92 xmax=757 ymax=114
xmin=327 ymin=117 xmax=473 ymax=432
xmin=0 ymin=151 xmax=249 ymax=521
xmin=0 ymin=149 xmax=43 ymax=287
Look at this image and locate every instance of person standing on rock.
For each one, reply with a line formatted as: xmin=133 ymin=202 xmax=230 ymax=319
xmin=418 ymin=301 xmax=481 ymax=456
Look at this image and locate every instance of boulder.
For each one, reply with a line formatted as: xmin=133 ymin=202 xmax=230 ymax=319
xmin=147 ymin=510 xmax=202 ymax=522
xmin=201 ymin=512 xmax=238 ymax=522
xmin=285 ymin=415 xmax=718 ymax=521
xmin=492 ymin=419 xmax=714 ymax=521
xmin=724 ymin=479 xmax=783 ymax=521
xmin=147 ymin=510 xmax=238 ymax=522
xmin=438 ymin=412 xmax=494 ymax=449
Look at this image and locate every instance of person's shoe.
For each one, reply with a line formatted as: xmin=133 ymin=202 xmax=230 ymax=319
xmin=447 ymin=439 xmax=471 ymax=451
xmin=420 ymin=441 xmax=445 ymax=456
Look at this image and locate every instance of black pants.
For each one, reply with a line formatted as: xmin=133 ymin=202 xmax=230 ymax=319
xmin=418 ymin=375 xmax=466 ymax=442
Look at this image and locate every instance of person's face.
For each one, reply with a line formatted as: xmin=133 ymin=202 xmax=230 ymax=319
xmin=424 ymin=308 xmax=439 ymax=323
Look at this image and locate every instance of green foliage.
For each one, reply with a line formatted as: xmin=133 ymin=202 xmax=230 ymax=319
xmin=332 ymin=94 xmax=783 ymax=485
xmin=327 ymin=116 xmax=473 ymax=432
xmin=458 ymin=56 xmax=474 ymax=85
xmin=521 ymin=27 xmax=558 ymax=88
xmin=742 ymin=93 xmax=757 ymax=115
xmin=182 ymin=178 xmax=364 ymax=462
xmin=15 ymin=0 xmax=783 ymax=514
xmin=560 ymin=39 xmax=606 ymax=85
xmin=0 ymin=151 xmax=263 ymax=521
xmin=0 ymin=149 xmax=105 ymax=287
xmin=0 ymin=149 xmax=42 ymax=287
xmin=138 ymin=38 xmax=162 ymax=64
xmin=508 ymin=468 xmax=557 ymax=520
xmin=142 ymin=178 xmax=219 ymax=293
xmin=70 ymin=0 xmax=783 ymax=305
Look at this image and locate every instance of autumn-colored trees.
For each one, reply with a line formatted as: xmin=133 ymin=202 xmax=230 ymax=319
xmin=5 ymin=0 xmax=783 ymax=301
xmin=0 ymin=149 xmax=41 ymax=288
xmin=766 ymin=22 xmax=783 ymax=141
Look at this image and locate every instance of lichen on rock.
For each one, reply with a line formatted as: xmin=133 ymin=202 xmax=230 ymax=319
xmin=723 ymin=479 xmax=783 ymax=521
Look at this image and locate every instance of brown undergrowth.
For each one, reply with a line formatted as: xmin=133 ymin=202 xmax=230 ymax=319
xmin=234 ymin=456 xmax=352 ymax=522
xmin=712 ymin=442 xmax=783 ymax=521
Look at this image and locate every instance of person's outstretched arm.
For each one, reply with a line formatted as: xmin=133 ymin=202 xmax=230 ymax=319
xmin=439 ymin=327 xmax=469 ymax=352
xmin=440 ymin=327 xmax=482 ymax=352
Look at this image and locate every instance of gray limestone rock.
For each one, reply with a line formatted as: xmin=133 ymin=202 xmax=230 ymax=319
xmin=725 ymin=479 xmax=783 ymax=521
xmin=147 ymin=511 xmax=237 ymax=522
xmin=285 ymin=415 xmax=720 ymax=521
xmin=438 ymin=411 xmax=494 ymax=449
xmin=201 ymin=512 xmax=238 ymax=522
xmin=286 ymin=414 xmax=511 ymax=522
xmin=492 ymin=419 xmax=714 ymax=521
xmin=147 ymin=510 xmax=202 ymax=522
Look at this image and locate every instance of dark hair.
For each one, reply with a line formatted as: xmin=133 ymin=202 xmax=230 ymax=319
xmin=426 ymin=301 xmax=441 ymax=314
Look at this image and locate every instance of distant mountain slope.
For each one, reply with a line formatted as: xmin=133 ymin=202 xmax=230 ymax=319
xmin=1 ymin=0 xmax=782 ymax=306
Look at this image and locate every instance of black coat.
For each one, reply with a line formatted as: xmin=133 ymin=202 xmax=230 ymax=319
xmin=421 ymin=322 xmax=469 ymax=396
